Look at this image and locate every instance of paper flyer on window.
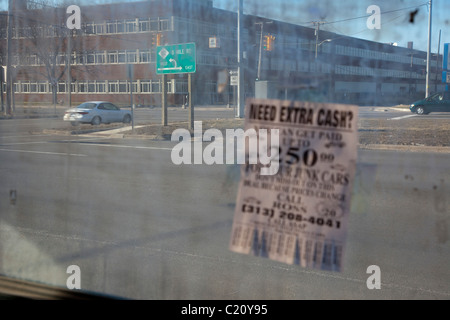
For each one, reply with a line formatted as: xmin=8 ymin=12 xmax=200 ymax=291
xmin=229 ymin=98 xmax=359 ymax=272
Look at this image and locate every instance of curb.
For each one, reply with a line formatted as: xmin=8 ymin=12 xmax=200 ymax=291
xmin=359 ymin=144 xmax=450 ymax=153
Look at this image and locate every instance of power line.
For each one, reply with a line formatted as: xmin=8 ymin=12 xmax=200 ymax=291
xmin=288 ymin=2 xmax=429 ymax=28
xmin=319 ymin=2 xmax=428 ymax=26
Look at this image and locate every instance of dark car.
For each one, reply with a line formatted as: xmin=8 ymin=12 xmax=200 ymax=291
xmin=409 ymin=92 xmax=450 ymax=115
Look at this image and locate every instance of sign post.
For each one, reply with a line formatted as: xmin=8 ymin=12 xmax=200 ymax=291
xmin=156 ymin=43 xmax=196 ymax=128
xmin=127 ymin=64 xmax=135 ymax=131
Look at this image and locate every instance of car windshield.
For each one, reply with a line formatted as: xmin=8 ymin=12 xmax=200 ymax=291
xmin=76 ymin=102 xmax=97 ymax=109
xmin=1 ymin=0 xmax=449 ymax=304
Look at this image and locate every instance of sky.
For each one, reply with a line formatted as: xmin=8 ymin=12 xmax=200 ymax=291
xmin=0 ymin=0 xmax=448 ymax=52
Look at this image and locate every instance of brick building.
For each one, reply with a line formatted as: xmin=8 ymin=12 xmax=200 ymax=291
xmin=0 ymin=0 xmax=444 ymax=108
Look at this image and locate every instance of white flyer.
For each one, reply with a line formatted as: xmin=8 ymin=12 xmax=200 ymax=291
xmin=229 ymin=98 xmax=358 ymax=272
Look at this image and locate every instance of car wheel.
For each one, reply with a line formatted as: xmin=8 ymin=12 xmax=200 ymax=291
xmin=416 ymin=106 xmax=426 ymax=115
xmin=123 ymin=114 xmax=132 ymax=124
xmin=91 ymin=116 xmax=101 ymax=125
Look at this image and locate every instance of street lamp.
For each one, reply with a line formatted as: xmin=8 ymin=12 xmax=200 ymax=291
xmin=315 ymin=39 xmax=332 ymax=59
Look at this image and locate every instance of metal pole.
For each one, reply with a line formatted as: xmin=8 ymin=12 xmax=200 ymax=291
xmin=435 ymin=29 xmax=441 ymax=93
xmin=127 ymin=64 xmax=134 ymax=130
xmin=67 ymin=29 xmax=72 ymax=109
xmin=425 ymin=0 xmax=432 ymax=98
xmin=236 ymin=0 xmax=244 ymax=118
xmin=161 ymin=74 xmax=167 ymax=126
xmin=5 ymin=0 xmax=13 ymax=115
xmin=314 ymin=22 xmax=321 ymax=59
xmin=0 ymin=66 xmax=4 ymax=112
xmin=188 ymin=73 xmax=193 ymax=130
xmin=257 ymin=22 xmax=263 ymax=80
xmin=130 ymin=78 xmax=134 ymax=132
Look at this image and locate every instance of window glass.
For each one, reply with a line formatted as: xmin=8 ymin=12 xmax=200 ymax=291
xmin=0 ymin=0 xmax=449 ymax=304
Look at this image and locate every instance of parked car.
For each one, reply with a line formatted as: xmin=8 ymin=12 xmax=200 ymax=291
xmin=409 ymin=92 xmax=450 ymax=115
xmin=64 ymin=101 xmax=132 ymax=125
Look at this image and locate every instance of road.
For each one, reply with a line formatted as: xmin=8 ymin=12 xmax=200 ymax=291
xmin=0 ymin=106 xmax=449 ymax=300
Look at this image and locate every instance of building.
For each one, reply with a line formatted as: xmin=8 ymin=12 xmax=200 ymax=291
xmin=0 ymin=0 xmax=445 ymax=108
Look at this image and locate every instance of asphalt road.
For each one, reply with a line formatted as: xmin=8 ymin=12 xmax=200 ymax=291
xmin=0 ymin=107 xmax=449 ymax=300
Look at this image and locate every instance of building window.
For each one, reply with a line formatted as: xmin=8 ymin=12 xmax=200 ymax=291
xmin=57 ymin=82 xmax=65 ymax=93
xmin=160 ymin=19 xmax=169 ymax=31
xmin=140 ymin=50 xmax=151 ymax=63
xmin=88 ymin=82 xmax=96 ymax=93
xmin=119 ymin=81 xmax=128 ymax=93
xmin=139 ymin=19 xmax=150 ymax=32
xmin=78 ymin=82 xmax=87 ymax=93
xmin=125 ymin=20 xmax=136 ymax=33
xmin=84 ymin=23 xmax=94 ymax=35
xmin=109 ymin=81 xmax=119 ymax=93
xmin=21 ymin=82 xmax=29 ymax=93
xmin=106 ymin=21 xmax=117 ymax=34
xmin=95 ymin=23 xmax=105 ymax=34
xmin=108 ymin=51 xmax=118 ymax=64
xmin=140 ymin=80 xmax=151 ymax=93
xmin=150 ymin=20 xmax=159 ymax=31
xmin=86 ymin=52 xmax=95 ymax=64
xmin=117 ymin=21 xmax=125 ymax=33
xmin=127 ymin=51 xmax=137 ymax=63
xmin=96 ymin=81 xmax=106 ymax=93
xmin=151 ymin=81 xmax=160 ymax=93
xmin=118 ymin=51 xmax=127 ymax=63
xmin=96 ymin=52 xmax=106 ymax=64
xmin=38 ymin=82 xmax=47 ymax=93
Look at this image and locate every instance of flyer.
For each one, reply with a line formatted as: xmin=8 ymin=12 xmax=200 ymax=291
xmin=229 ymin=98 xmax=359 ymax=272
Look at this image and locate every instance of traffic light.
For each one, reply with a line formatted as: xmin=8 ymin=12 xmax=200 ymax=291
xmin=263 ymin=34 xmax=275 ymax=51
xmin=263 ymin=35 xmax=269 ymax=51
xmin=156 ymin=33 xmax=162 ymax=46
xmin=153 ymin=33 xmax=164 ymax=46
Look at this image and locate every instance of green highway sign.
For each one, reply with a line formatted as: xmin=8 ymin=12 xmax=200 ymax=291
xmin=156 ymin=43 xmax=196 ymax=74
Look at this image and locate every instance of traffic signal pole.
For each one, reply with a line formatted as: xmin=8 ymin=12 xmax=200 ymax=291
xmin=256 ymin=22 xmax=264 ymax=80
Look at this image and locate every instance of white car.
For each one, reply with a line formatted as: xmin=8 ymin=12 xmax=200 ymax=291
xmin=63 ymin=101 xmax=132 ymax=126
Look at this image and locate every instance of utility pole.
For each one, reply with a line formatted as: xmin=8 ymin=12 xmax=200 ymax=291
xmin=0 ymin=66 xmax=3 ymax=112
xmin=425 ymin=0 xmax=432 ymax=98
xmin=313 ymin=21 xmax=325 ymax=59
xmin=255 ymin=21 xmax=272 ymax=81
xmin=236 ymin=0 xmax=244 ymax=118
xmin=5 ymin=0 xmax=13 ymax=115
xmin=67 ymin=29 xmax=72 ymax=109
xmin=256 ymin=22 xmax=263 ymax=81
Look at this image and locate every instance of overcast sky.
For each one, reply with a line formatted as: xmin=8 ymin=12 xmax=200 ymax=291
xmin=0 ymin=0 xmax=447 ymax=52
xmin=216 ymin=0 xmax=448 ymax=52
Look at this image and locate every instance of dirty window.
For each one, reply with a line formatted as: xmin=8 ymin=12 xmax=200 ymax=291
xmin=0 ymin=0 xmax=449 ymax=304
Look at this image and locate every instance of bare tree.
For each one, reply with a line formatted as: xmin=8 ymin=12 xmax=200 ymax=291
xmin=16 ymin=0 xmax=93 ymax=106
xmin=18 ymin=7 xmax=69 ymax=105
